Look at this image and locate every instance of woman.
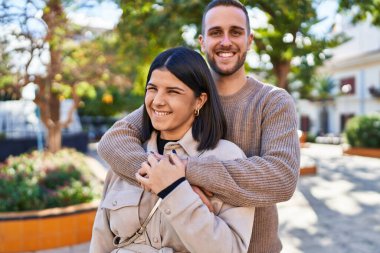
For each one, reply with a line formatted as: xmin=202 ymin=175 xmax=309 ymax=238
xmin=90 ymin=47 xmax=255 ymax=253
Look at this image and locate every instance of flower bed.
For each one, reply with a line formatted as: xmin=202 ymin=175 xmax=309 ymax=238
xmin=343 ymin=114 xmax=380 ymax=158
xmin=0 ymin=149 xmax=104 ymax=252
xmin=0 ymin=201 xmax=99 ymax=253
xmin=343 ymin=147 xmax=380 ymax=159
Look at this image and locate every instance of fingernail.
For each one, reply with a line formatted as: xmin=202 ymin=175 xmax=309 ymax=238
xmin=172 ymin=150 xmax=177 ymax=154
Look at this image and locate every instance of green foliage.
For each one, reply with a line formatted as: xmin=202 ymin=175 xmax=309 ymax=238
xmin=116 ymin=0 xmax=206 ymax=88
xmin=306 ymin=132 xmax=317 ymax=143
xmin=338 ymin=0 xmax=380 ymax=26
xmin=0 ymin=149 xmax=102 ymax=212
xmin=344 ymin=114 xmax=380 ymax=148
xmin=116 ymin=0 xmax=347 ymax=93
xmin=79 ymin=86 xmax=143 ymax=117
xmin=0 ymin=38 xmax=19 ymax=100
xmin=249 ymin=0 xmax=348 ymax=91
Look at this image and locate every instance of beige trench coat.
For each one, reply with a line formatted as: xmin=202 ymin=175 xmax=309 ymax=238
xmin=90 ymin=129 xmax=255 ymax=253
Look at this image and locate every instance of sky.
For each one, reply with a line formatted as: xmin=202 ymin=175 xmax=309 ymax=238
xmin=66 ymin=0 xmax=122 ymax=30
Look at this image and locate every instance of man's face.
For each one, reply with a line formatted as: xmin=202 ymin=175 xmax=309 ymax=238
xmin=199 ymin=6 xmax=253 ymax=76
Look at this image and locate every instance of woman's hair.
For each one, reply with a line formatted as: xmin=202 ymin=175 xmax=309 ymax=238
xmin=142 ymin=47 xmax=226 ymax=151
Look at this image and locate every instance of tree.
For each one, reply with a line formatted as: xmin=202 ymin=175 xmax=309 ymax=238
xmin=0 ymin=37 xmax=20 ymax=100
xmin=116 ymin=0 xmax=346 ymax=95
xmin=338 ymin=0 xmax=380 ymax=26
xmin=0 ymin=0 xmax=72 ymax=152
xmin=0 ymin=0 xmax=125 ymax=152
xmin=116 ymin=0 xmax=206 ymax=94
xmin=248 ymin=0 xmax=347 ymax=92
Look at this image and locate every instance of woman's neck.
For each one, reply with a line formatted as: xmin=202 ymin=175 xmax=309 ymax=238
xmin=157 ymin=133 xmax=178 ymax=154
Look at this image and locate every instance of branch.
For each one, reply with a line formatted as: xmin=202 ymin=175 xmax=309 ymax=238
xmin=60 ymin=85 xmax=81 ymax=129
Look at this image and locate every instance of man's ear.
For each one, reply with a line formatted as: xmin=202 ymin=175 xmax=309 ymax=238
xmin=248 ymin=32 xmax=254 ymax=48
xmin=198 ymin=34 xmax=206 ymax=53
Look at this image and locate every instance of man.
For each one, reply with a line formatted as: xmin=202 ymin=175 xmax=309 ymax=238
xmin=98 ymin=0 xmax=300 ymax=252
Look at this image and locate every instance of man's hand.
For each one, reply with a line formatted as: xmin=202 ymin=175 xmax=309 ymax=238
xmin=191 ymin=185 xmax=215 ymax=213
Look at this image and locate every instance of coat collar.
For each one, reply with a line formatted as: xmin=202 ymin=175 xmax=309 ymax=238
xmin=145 ymin=128 xmax=201 ymax=157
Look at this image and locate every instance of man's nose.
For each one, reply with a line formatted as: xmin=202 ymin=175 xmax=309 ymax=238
xmin=220 ymin=34 xmax=232 ymax=47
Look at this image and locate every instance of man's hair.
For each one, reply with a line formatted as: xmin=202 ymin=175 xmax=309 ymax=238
xmin=201 ymin=0 xmax=250 ymax=35
xmin=142 ymin=47 xmax=227 ymax=151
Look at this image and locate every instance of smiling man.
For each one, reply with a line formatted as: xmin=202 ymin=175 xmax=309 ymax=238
xmin=98 ymin=1 xmax=300 ymax=253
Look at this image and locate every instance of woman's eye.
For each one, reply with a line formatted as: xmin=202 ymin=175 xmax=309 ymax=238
xmin=146 ymin=87 xmax=156 ymax=91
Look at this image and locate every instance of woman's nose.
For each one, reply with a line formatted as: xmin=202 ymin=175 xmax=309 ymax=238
xmin=152 ymin=93 xmax=166 ymax=106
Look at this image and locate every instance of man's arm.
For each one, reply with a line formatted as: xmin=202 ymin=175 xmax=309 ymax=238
xmin=186 ymin=91 xmax=300 ymax=207
xmin=97 ymin=106 xmax=147 ymax=186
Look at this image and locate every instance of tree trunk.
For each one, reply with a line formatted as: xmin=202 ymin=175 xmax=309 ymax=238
xmin=39 ymin=0 xmax=66 ymax=153
xmin=273 ymin=61 xmax=291 ymax=91
xmin=47 ymin=124 xmax=62 ymax=153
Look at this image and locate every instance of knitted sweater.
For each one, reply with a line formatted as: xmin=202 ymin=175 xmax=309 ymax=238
xmin=98 ymin=76 xmax=300 ymax=253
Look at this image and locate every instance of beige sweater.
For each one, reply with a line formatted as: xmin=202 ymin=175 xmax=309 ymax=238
xmin=98 ymin=77 xmax=300 ymax=253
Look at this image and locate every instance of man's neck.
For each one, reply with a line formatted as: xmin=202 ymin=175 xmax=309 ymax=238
xmin=212 ymin=68 xmax=247 ymax=96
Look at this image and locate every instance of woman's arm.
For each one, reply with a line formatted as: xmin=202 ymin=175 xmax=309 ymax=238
xmin=159 ymin=180 xmax=254 ymax=253
xmin=89 ymin=172 xmax=116 ymax=253
xmin=89 ymin=206 xmax=116 ymax=253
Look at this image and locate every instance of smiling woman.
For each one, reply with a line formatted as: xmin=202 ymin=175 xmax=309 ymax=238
xmin=145 ymin=69 xmax=207 ymax=141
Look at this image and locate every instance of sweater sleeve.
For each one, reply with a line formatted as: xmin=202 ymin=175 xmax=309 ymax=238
xmin=97 ymin=106 xmax=147 ymax=186
xmin=186 ymin=90 xmax=300 ymax=207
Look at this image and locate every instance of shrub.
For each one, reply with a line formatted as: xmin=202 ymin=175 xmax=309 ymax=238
xmin=0 ymin=149 xmax=102 ymax=212
xmin=344 ymin=114 xmax=380 ymax=148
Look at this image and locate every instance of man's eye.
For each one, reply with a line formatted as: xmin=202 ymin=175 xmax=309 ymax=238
xmin=231 ymin=30 xmax=242 ymax=36
xmin=210 ymin=31 xmax=221 ymax=36
xmin=146 ymin=87 xmax=156 ymax=91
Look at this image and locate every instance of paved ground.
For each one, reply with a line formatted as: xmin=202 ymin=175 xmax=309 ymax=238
xmin=28 ymin=143 xmax=380 ymax=253
xmin=279 ymin=144 xmax=380 ymax=253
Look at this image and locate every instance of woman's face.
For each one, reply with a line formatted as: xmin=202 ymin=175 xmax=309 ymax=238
xmin=145 ymin=69 xmax=207 ymax=140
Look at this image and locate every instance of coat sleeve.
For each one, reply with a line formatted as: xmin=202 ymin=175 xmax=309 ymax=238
xmin=186 ymin=91 xmax=300 ymax=207
xmin=89 ymin=172 xmax=117 ymax=253
xmin=159 ymin=180 xmax=254 ymax=253
xmin=97 ymin=106 xmax=147 ymax=186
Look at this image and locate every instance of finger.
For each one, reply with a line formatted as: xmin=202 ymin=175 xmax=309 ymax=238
xmin=138 ymin=167 xmax=148 ymax=177
xmin=169 ymin=153 xmax=183 ymax=167
xmin=191 ymin=185 xmax=215 ymax=213
xmin=147 ymin=154 xmax=159 ymax=167
xmin=141 ymin=161 xmax=153 ymax=175
xmin=136 ymin=173 xmax=149 ymax=185
xmin=203 ymin=189 xmax=214 ymax=197
xmin=151 ymin=151 xmax=163 ymax=160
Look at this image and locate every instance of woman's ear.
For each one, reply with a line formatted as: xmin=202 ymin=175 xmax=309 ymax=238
xmin=196 ymin=92 xmax=208 ymax=110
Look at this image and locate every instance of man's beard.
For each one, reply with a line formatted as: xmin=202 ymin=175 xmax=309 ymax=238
xmin=206 ymin=51 xmax=247 ymax=76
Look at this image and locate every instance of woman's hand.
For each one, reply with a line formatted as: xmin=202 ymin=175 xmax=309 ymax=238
xmin=136 ymin=153 xmax=185 ymax=194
